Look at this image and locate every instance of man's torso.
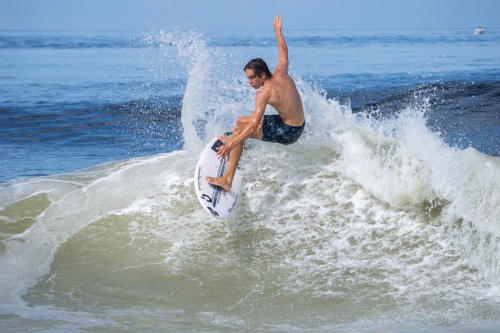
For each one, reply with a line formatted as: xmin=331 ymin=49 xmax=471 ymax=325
xmin=264 ymin=70 xmax=305 ymax=126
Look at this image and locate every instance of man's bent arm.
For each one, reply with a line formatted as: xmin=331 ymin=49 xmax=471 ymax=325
xmin=216 ymin=91 xmax=268 ymax=159
xmin=229 ymin=91 xmax=268 ymax=149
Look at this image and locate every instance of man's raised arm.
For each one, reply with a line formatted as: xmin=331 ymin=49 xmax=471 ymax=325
xmin=273 ymin=15 xmax=289 ymax=71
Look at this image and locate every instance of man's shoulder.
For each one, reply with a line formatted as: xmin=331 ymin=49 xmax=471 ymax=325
xmin=272 ymin=66 xmax=288 ymax=77
xmin=269 ymin=70 xmax=292 ymax=86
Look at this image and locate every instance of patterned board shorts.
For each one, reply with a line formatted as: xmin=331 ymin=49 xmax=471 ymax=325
xmin=261 ymin=115 xmax=305 ymax=145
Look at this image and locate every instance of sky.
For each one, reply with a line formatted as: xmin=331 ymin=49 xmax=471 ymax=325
xmin=0 ymin=0 xmax=498 ymax=31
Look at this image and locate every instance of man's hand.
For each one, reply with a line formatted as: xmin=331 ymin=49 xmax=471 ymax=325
xmin=273 ymin=14 xmax=282 ymax=32
xmin=216 ymin=135 xmax=231 ymax=160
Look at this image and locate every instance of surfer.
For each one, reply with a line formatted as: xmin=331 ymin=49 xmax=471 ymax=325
xmin=206 ymin=14 xmax=305 ymax=192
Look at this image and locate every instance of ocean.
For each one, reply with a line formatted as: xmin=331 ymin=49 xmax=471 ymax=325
xmin=0 ymin=26 xmax=499 ymax=332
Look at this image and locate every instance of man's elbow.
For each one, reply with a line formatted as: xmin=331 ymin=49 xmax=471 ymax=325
xmin=279 ymin=45 xmax=288 ymax=55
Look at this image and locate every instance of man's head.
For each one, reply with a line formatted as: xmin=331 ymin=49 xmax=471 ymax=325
xmin=244 ymin=58 xmax=272 ymax=89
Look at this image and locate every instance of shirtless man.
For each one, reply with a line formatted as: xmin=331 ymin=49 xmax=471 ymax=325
xmin=206 ymin=15 xmax=305 ymax=192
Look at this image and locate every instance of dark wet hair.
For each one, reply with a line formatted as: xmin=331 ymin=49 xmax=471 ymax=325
xmin=244 ymin=58 xmax=272 ymax=78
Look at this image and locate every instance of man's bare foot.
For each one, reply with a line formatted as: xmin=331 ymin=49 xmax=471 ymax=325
xmin=206 ymin=175 xmax=232 ymax=192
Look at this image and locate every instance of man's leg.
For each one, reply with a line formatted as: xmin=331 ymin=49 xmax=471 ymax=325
xmin=206 ymin=116 xmax=262 ymax=192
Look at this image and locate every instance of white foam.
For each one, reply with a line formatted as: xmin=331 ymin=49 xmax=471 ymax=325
xmin=0 ymin=152 xmax=194 ymax=307
xmin=2 ymin=29 xmax=500 ymax=328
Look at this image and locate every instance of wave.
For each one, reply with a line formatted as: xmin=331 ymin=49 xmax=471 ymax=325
xmin=333 ymin=80 xmax=500 ymax=155
xmin=1 ymin=134 xmax=499 ymax=327
xmin=0 ymin=97 xmax=184 ymax=182
xmin=1 ymin=29 xmax=499 ymax=329
xmin=0 ymin=31 xmax=140 ymax=49
xmin=124 ymin=27 xmax=500 ymax=300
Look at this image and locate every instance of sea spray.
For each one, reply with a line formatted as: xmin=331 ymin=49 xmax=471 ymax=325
xmin=1 ymin=27 xmax=500 ymax=331
xmin=297 ymin=75 xmax=500 ymax=291
xmin=149 ymin=29 xmax=254 ymax=157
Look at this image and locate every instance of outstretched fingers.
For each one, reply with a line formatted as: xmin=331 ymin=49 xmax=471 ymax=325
xmin=273 ymin=14 xmax=283 ymax=30
xmin=215 ymin=135 xmax=231 ymax=160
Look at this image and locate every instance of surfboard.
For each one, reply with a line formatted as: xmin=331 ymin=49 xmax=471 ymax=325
xmin=194 ymin=136 xmax=242 ymax=219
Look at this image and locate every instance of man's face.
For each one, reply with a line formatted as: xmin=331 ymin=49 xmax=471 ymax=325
xmin=245 ymin=69 xmax=266 ymax=89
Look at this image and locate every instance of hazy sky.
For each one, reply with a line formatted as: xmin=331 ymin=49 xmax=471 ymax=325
xmin=1 ymin=0 xmax=498 ymax=31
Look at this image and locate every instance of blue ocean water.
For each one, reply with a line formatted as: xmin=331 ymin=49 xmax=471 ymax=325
xmin=1 ymin=28 xmax=498 ymax=183
xmin=1 ymin=27 xmax=500 ymax=332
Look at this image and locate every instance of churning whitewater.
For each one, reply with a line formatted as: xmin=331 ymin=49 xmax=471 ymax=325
xmin=1 ymin=27 xmax=499 ymax=332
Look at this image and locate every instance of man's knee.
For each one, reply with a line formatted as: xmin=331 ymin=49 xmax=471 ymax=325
xmin=233 ymin=123 xmax=242 ymax=136
xmin=235 ymin=116 xmax=247 ymax=126
xmin=233 ymin=117 xmax=247 ymax=134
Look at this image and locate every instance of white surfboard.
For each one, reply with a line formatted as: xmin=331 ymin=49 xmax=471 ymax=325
xmin=194 ymin=136 xmax=242 ymax=219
